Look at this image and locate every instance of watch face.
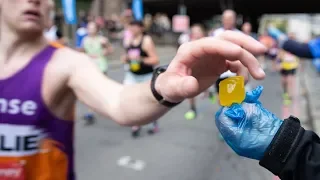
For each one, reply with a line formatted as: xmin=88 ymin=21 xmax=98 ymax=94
xmin=155 ymin=67 xmax=164 ymax=75
xmin=158 ymin=65 xmax=168 ymax=73
xmin=157 ymin=69 xmax=163 ymax=74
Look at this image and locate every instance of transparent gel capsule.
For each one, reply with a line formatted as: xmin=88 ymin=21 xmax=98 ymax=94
xmin=219 ymin=76 xmax=245 ymax=107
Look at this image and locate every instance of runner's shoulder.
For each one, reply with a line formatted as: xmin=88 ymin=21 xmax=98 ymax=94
xmin=142 ymin=35 xmax=154 ymax=46
xmin=143 ymin=34 xmax=153 ymax=42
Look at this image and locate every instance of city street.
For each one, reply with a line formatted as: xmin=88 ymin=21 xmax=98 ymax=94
xmin=0 ymin=0 xmax=317 ymax=179
xmin=73 ymin=48 xmax=284 ymax=180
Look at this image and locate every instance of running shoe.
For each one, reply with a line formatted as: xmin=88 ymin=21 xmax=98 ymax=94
xmin=83 ymin=113 xmax=95 ymax=125
xmin=184 ymin=110 xmax=197 ymax=120
xmin=209 ymin=94 xmax=216 ymax=104
xmin=282 ymin=92 xmax=289 ymax=99
xmin=282 ymin=93 xmax=292 ymax=105
xmin=131 ymin=127 xmax=141 ymax=138
xmin=147 ymin=126 xmax=159 ymax=135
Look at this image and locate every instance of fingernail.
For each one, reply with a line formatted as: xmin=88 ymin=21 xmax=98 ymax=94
xmin=261 ymin=44 xmax=268 ymax=51
xmin=258 ymin=68 xmax=265 ymax=76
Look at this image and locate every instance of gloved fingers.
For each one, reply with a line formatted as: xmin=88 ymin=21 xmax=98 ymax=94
xmin=224 ymin=103 xmax=246 ymax=121
xmin=215 ymin=107 xmax=239 ymax=135
xmin=244 ymin=86 xmax=263 ymax=103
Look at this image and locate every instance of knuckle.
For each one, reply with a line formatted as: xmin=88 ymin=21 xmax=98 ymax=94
xmin=232 ymin=45 xmax=243 ymax=56
xmin=177 ymin=42 xmax=192 ymax=55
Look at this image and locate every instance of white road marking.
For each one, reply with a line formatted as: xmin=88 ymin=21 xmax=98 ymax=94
xmin=117 ymin=156 xmax=146 ymax=171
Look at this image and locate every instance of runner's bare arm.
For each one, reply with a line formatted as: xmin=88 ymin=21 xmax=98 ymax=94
xmin=67 ymin=31 xmax=267 ymax=126
xmin=77 ymin=37 xmax=87 ymax=53
xmin=101 ymin=37 xmax=114 ymax=55
xmin=120 ymin=54 xmax=129 ymax=63
xmin=67 ymin=53 xmax=168 ymax=126
xmin=121 ymin=41 xmax=129 ymax=63
xmin=141 ymin=36 xmax=159 ymax=65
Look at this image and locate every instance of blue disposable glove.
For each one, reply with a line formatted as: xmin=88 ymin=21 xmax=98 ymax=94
xmin=267 ymin=26 xmax=286 ymax=41
xmin=309 ymin=38 xmax=320 ymax=58
xmin=215 ymin=86 xmax=283 ymax=160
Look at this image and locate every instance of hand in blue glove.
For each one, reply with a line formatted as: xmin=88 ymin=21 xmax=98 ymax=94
xmin=215 ymin=86 xmax=283 ymax=160
xmin=267 ymin=26 xmax=287 ymax=41
xmin=309 ymin=38 xmax=320 ymax=58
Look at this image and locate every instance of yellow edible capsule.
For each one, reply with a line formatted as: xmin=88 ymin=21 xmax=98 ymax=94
xmin=219 ymin=76 xmax=245 ymax=107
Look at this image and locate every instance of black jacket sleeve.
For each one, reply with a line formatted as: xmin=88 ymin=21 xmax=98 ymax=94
xmin=259 ymin=116 xmax=320 ymax=180
xmin=282 ymin=39 xmax=314 ymax=59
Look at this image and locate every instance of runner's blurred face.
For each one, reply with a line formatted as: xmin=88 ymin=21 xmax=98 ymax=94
xmin=222 ymin=10 xmax=236 ymax=30
xmin=288 ymin=33 xmax=296 ymax=40
xmin=190 ymin=26 xmax=204 ymax=41
xmin=1 ymin=0 xmax=49 ymax=34
xmin=87 ymin=22 xmax=98 ymax=36
xmin=242 ymin=23 xmax=251 ymax=35
xmin=129 ymin=24 xmax=143 ymax=36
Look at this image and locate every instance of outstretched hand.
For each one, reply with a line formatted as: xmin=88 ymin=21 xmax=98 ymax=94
xmin=155 ymin=31 xmax=267 ymax=103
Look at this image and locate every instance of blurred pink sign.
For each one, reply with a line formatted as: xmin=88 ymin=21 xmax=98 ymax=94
xmin=172 ymin=15 xmax=190 ymax=33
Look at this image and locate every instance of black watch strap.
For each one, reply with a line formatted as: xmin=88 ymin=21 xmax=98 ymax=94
xmin=151 ymin=65 xmax=182 ymax=108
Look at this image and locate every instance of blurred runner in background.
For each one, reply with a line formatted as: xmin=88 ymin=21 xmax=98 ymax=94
xmin=211 ymin=10 xmax=249 ymax=105
xmin=242 ymin=22 xmax=258 ymax=40
xmin=184 ymin=24 xmax=210 ymax=120
xmin=259 ymin=31 xmax=276 ymax=70
xmin=177 ymin=30 xmax=190 ymax=49
xmin=75 ymin=23 xmax=88 ymax=51
xmin=212 ymin=9 xmax=250 ymax=140
xmin=44 ymin=0 xmax=67 ymax=45
xmin=276 ymin=33 xmax=299 ymax=106
xmin=276 ymin=49 xmax=299 ymax=105
xmin=122 ymin=21 xmax=159 ymax=137
xmin=81 ymin=21 xmax=114 ymax=125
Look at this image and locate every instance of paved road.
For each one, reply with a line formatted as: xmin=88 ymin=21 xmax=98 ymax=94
xmin=74 ymin=56 xmax=285 ymax=180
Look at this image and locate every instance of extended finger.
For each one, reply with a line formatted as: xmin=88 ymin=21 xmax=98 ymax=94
xmin=244 ymin=86 xmax=264 ymax=103
xmin=173 ymin=38 xmax=265 ymax=79
xmin=218 ymin=31 xmax=267 ymax=55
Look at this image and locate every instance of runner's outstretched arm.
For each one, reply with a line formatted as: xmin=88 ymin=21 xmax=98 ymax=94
xmin=268 ymin=27 xmax=320 ymax=59
xmin=67 ymin=55 xmax=167 ymax=126
xmin=68 ymin=31 xmax=266 ymax=126
xmin=216 ymin=86 xmax=320 ymax=180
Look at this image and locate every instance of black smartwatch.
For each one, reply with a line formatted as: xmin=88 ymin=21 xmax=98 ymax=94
xmin=151 ymin=65 xmax=182 ymax=108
